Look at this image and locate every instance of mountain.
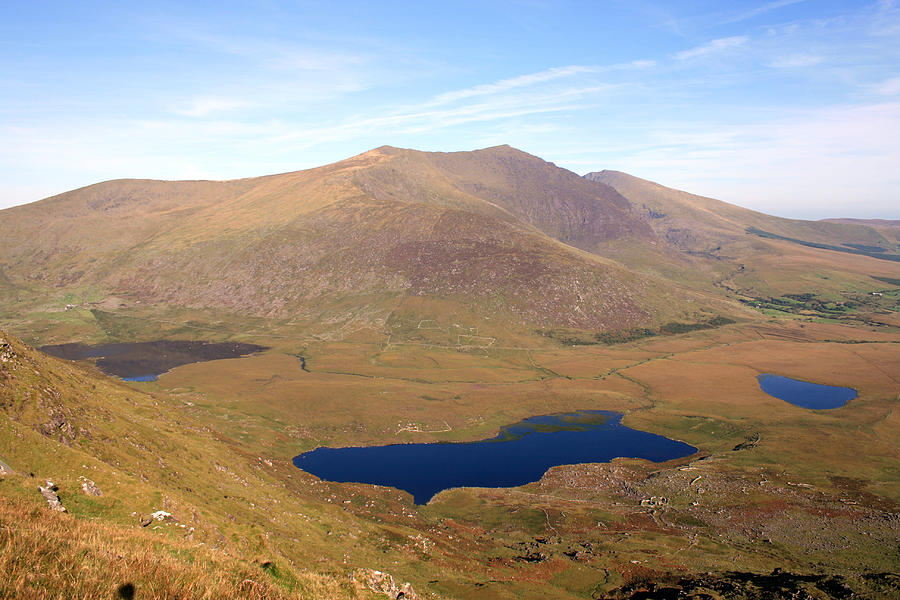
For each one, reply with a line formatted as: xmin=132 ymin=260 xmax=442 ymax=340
xmin=586 ymin=170 xmax=900 ymax=305
xmin=0 ymin=146 xmax=725 ymax=343
xmin=586 ymin=170 xmax=899 ymax=255
xmin=1 ymin=145 xmax=898 ymax=349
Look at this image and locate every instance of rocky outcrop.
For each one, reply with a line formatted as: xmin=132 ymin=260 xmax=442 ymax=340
xmin=0 ymin=336 xmax=16 ymax=387
xmin=0 ymin=337 xmax=13 ymax=363
xmin=79 ymin=476 xmax=102 ymax=496
xmin=39 ymin=479 xmax=66 ymax=512
xmin=350 ymin=568 xmax=419 ymax=600
xmin=139 ymin=510 xmax=173 ymax=527
xmin=37 ymin=407 xmax=77 ymax=445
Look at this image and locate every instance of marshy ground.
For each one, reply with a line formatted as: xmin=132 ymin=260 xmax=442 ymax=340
xmin=78 ymin=316 xmax=898 ymax=599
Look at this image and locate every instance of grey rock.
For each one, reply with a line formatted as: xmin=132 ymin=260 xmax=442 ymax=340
xmin=351 ymin=568 xmax=420 ymax=600
xmin=39 ymin=479 xmax=66 ymax=512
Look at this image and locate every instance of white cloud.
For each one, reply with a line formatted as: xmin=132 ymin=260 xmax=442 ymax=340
xmin=592 ymin=102 xmax=900 ymax=218
xmin=674 ymin=36 xmax=749 ymax=61
xmin=870 ymin=76 xmax=900 ymax=95
xmin=428 ymin=66 xmax=599 ymax=105
xmin=769 ymin=54 xmax=824 ymax=68
xmin=720 ymin=0 xmax=807 ymax=25
xmin=870 ymin=0 xmax=900 ymax=35
xmin=426 ymin=60 xmax=653 ymax=107
xmin=173 ymin=97 xmax=251 ymax=118
xmin=250 ymin=62 xmax=640 ymax=146
xmin=169 ymin=29 xmax=368 ymax=72
xmin=268 ymin=83 xmax=622 ymax=146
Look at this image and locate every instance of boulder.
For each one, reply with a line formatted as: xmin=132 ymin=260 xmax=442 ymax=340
xmin=79 ymin=477 xmax=102 ymax=496
xmin=351 ymin=568 xmax=420 ymax=600
xmin=39 ymin=479 xmax=66 ymax=512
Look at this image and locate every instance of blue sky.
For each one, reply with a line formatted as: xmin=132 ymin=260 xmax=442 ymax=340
xmin=1 ymin=1 xmax=898 ymax=218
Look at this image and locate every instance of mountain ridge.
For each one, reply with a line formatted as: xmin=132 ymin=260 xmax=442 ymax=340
xmin=1 ymin=145 xmax=897 ymax=345
xmin=0 ymin=145 xmax=727 ymax=338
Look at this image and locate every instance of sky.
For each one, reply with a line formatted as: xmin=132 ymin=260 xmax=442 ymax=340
xmin=1 ymin=0 xmax=898 ymax=219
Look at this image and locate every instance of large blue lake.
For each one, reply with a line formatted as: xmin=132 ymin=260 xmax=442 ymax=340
xmin=758 ymin=374 xmax=857 ymax=410
xmin=293 ymin=410 xmax=697 ymax=504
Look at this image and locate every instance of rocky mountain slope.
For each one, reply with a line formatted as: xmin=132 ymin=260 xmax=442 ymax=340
xmin=1 ymin=146 xmax=897 ymax=348
xmin=586 ymin=170 xmax=900 ymax=307
xmin=0 ymin=147 xmax=720 ymax=339
xmin=587 ymin=170 xmax=900 ymax=260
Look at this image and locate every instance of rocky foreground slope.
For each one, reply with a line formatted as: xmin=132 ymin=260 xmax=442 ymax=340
xmin=0 ymin=330 xmax=357 ymax=598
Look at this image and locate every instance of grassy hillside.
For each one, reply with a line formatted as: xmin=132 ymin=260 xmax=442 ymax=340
xmin=3 ymin=315 xmax=899 ymax=598
xmin=588 ymin=170 xmax=900 ymax=316
xmin=586 ymin=170 xmax=898 ymax=251
xmin=0 ymin=147 xmax=723 ymax=344
xmin=0 ymin=330 xmax=362 ymax=598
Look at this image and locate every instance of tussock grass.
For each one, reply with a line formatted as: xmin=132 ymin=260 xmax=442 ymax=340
xmin=0 ymin=493 xmax=349 ymax=599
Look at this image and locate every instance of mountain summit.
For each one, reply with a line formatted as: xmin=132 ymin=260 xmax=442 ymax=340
xmin=0 ymin=146 xmax=695 ymax=335
xmin=2 ymin=145 xmax=896 ymax=342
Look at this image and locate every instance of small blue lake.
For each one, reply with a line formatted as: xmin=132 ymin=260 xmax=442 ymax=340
xmin=758 ymin=374 xmax=857 ymax=410
xmin=293 ymin=410 xmax=697 ymax=504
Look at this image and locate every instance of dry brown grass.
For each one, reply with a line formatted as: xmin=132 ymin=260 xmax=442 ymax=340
xmin=0 ymin=493 xmax=350 ymax=600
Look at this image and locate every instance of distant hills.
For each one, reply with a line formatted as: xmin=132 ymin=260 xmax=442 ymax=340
xmin=1 ymin=145 xmax=898 ymax=342
xmin=821 ymin=218 xmax=900 ymax=228
xmin=585 ymin=170 xmax=899 ymax=257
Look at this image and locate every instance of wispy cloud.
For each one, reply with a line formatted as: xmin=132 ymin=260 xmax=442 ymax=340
xmin=769 ymin=53 xmax=823 ymax=68
xmin=870 ymin=0 xmax=900 ymax=35
xmin=635 ymin=0 xmax=804 ymax=39
xmin=719 ymin=0 xmax=807 ymax=25
xmin=870 ymin=76 xmax=900 ymax=95
xmin=428 ymin=66 xmax=598 ymax=105
xmin=590 ymin=102 xmax=900 ymax=218
xmin=426 ymin=60 xmax=653 ymax=106
xmin=173 ymin=97 xmax=251 ymax=118
xmin=169 ymin=29 xmax=368 ymax=72
xmin=269 ymin=82 xmax=622 ymax=146
xmin=674 ymin=36 xmax=749 ymax=61
xmin=319 ymin=61 xmax=647 ymax=141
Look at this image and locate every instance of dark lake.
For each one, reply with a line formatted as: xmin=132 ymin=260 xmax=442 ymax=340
xmin=293 ymin=410 xmax=697 ymax=504
xmin=757 ymin=374 xmax=856 ymax=410
xmin=39 ymin=340 xmax=268 ymax=381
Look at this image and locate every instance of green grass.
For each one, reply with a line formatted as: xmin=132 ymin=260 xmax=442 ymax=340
xmin=538 ymin=316 xmax=737 ymax=347
xmin=873 ymin=276 xmax=900 ymax=287
xmin=747 ymin=226 xmax=900 ymax=262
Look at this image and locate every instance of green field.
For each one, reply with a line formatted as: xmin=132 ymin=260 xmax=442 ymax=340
xmin=3 ymin=311 xmax=898 ymax=599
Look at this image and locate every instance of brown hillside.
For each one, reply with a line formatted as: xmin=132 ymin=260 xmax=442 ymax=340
xmin=586 ymin=170 xmax=900 ymax=300
xmin=420 ymin=146 xmax=653 ymax=249
xmin=0 ymin=147 xmax=702 ymax=336
xmin=586 ymin=170 xmax=897 ymax=251
xmin=5 ymin=146 xmax=895 ymax=343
